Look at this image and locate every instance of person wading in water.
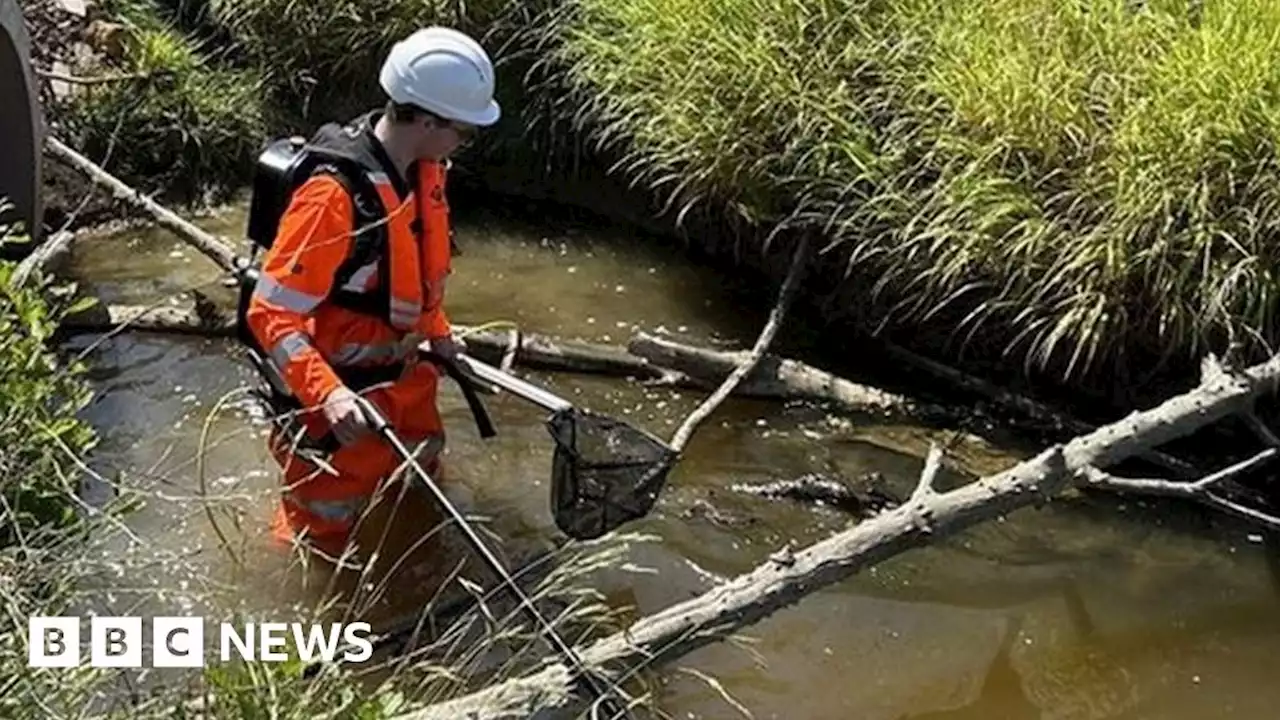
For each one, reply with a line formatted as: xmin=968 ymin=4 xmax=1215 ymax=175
xmin=242 ymin=26 xmax=500 ymax=612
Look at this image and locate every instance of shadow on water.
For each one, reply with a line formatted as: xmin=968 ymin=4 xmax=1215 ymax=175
xmin=61 ymin=198 xmax=1280 ymax=719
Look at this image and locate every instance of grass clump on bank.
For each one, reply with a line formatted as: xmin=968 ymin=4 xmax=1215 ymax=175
xmin=540 ymin=0 xmax=1280 ymax=397
xmin=49 ymin=0 xmax=267 ymax=203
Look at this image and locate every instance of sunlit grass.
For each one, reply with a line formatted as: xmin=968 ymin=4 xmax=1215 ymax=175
xmin=535 ymin=0 xmax=1280 ymax=384
xmin=46 ymin=0 xmax=1280 ymax=384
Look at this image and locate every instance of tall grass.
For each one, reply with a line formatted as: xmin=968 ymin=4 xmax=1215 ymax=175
xmin=537 ymin=0 xmax=1280 ymax=391
xmin=45 ymin=0 xmax=1280 ymax=393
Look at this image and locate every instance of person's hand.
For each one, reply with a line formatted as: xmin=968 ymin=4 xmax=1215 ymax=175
xmin=428 ymin=333 xmax=467 ymax=361
xmin=322 ymin=386 xmax=376 ymax=446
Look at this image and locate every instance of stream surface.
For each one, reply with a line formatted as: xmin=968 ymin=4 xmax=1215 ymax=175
xmin=63 ymin=199 xmax=1280 ymax=719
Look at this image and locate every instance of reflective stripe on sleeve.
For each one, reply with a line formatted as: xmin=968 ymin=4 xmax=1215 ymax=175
xmin=329 ymin=341 xmax=406 ymax=366
xmin=254 ymin=274 xmax=325 ymax=313
xmin=389 ymin=297 xmax=420 ymax=328
xmin=270 ymin=331 xmax=314 ymax=368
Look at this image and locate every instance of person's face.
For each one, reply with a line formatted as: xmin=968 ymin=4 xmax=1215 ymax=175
xmin=415 ymin=114 xmax=477 ymax=161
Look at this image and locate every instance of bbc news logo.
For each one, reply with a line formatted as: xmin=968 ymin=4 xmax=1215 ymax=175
xmin=28 ymin=617 xmax=374 ymax=668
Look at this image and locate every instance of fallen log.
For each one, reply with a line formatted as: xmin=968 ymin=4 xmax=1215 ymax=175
xmin=877 ymin=337 xmax=1201 ymax=479
xmin=56 ymin=299 xmax=667 ymax=378
xmin=458 ymin=327 xmax=663 ymax=379
xmin=58 ymin=300 xmax=961 ymax=432
xmin=629 ymin=331 xmax=946 ymax=420
xmin=45 ymin=135 xmax=241 ymax=273
xmin=731 ymin=472 xmax=900 ymax=516
xmin=396 ymin=352 xmax=1280 ymax=720
xmin=54 ymin=300 xmax=1041 ymax=439
xmin=60 ymin=299 xmax=941 ymax=419
xmin=60 ymin=298 xmax=234 ymax=336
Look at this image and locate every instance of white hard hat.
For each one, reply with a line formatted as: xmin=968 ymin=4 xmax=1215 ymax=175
xmin=379 ymin=26 xmax=501 ymax=127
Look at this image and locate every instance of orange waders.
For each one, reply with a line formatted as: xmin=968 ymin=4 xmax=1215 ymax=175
xmin=264 ymin=362 xmax=446 ymax=558
xmin=244 ymin=111 xmax=455 ymax=559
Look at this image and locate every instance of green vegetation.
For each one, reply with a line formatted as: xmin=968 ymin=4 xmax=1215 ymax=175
xmin=0 ymin=241 xmax=98 ymax=549
xmin=51 ymin=0 xmax=267 ymax=201
xmin=0 ymin=225 xmax=102 ymax=716
xmin=204 ymin=0 xmax=548 ymax=131
xmin=44 ymin=0 xmax=1280 ymax=392
xmin=538 ymin=0 xmax=1280 ymax=389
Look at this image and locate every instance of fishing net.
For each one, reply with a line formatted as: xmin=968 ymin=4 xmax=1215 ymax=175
xmin=546 ymin=407 xmax=677 ymax=540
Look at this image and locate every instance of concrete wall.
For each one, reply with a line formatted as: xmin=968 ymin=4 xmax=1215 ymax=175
xmin=0 ymin=0 xmax=41 ymax=247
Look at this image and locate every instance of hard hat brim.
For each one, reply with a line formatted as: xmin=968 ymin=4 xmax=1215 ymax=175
xmin=450 ymin=99 xmax=501 ymax=127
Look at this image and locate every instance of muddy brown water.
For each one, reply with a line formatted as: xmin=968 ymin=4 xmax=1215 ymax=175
xmin=61 ymin=200 xmax=1280 ymax=719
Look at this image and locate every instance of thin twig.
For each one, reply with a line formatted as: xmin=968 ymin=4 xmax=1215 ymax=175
xmin=1081 ymin=447 xmax=1280 ymax=529
xmin=37 ymin=69 xmax=172 ymax=86
xmin=667 ymin=235 xmax=810 ymax=453
xmin=195 ymin=388 xmax=253 ymax=568
xmin=909 ymin=443 xmax=945 ymax=505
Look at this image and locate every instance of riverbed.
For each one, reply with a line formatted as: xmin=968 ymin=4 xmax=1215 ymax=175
xmin=63 ymin=198 xmax=1280 ymax=719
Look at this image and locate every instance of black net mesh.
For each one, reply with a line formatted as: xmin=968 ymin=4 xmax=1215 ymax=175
xmin=547 ymin=407 xmax=676 ymax=540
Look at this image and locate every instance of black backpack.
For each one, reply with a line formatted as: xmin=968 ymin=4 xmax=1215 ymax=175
xmin=234 ymin=132 xmax=395 ymax=398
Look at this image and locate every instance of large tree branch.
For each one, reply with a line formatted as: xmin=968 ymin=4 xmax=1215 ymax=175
xmin=629 ymin=331 xmax=939 ymax=420
xmin=44 ymin=135 xmax=241 ymax=273
xmin=57 ymin=300 xmax=669 ymax=380
xmin=396 ymin=353 xmax=1280 ymax=720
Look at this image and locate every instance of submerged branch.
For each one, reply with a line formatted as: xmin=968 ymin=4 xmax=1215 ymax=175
xmin=1083 ymin=447 xmax=1280 ymax=529
xmin=398 ymin=352 xmax=1280 ymax=720
xmin=629 ymin=331 xmax=934 ymax=420
xmin=57 ymin=299 xmax=665 ymax=380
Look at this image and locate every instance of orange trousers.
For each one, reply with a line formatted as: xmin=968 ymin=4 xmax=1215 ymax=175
xmin=267 ymin=361 xmax=446 ymax=559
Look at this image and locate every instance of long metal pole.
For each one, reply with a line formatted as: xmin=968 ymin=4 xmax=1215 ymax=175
xmin=358 ymin=398 xmax=632 ymax=719
xmin=448 ymin=354 xmax=575 ymax=413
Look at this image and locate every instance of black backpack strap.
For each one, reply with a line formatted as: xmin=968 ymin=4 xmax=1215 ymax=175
xmin=307 ymin=155 xmax=392 ymax=321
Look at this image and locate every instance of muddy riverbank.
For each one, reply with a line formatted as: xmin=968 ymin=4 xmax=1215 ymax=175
xmin=59 ymin=198 xmax=1280 ymax=719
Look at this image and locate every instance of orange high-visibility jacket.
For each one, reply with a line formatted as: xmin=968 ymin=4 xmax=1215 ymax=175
xmin=245 ymin=112 xmax=453 ymax=411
